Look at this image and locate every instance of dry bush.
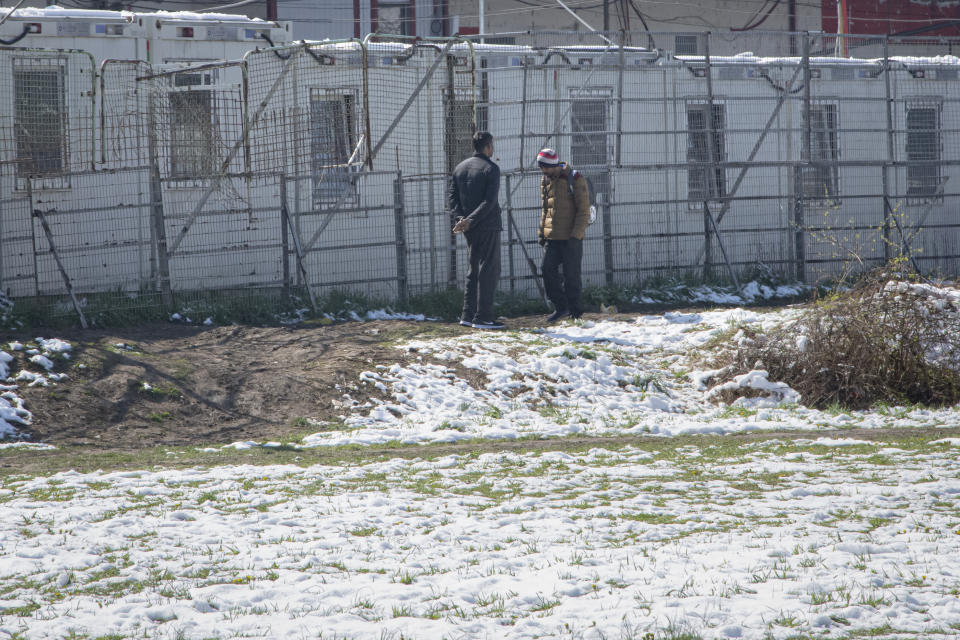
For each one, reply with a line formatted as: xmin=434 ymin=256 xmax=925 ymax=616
xmin=716 ymin=269 xmax=960 ymax=409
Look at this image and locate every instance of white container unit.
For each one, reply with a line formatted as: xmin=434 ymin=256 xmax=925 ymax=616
xmin=0 ymin=6 xmax=292 ymax=67
xmin=0 ymin=7 xmax=293 ymax=298
xmin=3 ymin=25 xmax=960 ymax=301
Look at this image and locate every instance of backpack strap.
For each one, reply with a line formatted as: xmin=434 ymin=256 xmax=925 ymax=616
xmin=566 ymin=170 xmax=577 ymax=198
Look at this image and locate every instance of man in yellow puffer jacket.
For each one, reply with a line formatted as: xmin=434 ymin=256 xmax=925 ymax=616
xmin=536 ymin=148 xmax=590 ymax=322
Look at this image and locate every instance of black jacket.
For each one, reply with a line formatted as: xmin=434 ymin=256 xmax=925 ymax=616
xmin=448 ymin=153 xmax=502 ymax=232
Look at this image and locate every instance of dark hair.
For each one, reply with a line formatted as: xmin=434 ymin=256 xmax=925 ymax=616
xmin=473 ymin=131 xmax=493 ymax=153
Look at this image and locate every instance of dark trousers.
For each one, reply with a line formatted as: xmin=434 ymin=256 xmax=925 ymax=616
xmin=541 ymin=238 xmax=583 ymax=314
xmin=462 ymin=228 xmax=501 ymax=323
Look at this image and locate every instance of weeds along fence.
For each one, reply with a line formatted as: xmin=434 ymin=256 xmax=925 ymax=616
xmin=2 ymin=31 xmax=960 ymax=324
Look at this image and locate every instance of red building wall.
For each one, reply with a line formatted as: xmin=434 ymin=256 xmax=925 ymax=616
xmin=823 ymin=0 xmax=960 ymax=37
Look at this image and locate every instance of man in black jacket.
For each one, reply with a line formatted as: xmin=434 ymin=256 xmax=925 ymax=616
xmin=448 ymin=131 xmax=504 ymax=330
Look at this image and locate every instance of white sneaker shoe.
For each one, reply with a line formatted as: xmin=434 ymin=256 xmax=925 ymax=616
xmin=472 ymin=319 xmax=506 ymax=330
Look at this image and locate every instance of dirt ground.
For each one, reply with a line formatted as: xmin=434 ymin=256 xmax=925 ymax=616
xmin=6 ymin=319 xmax=494 ymax=449
xmin=8 ymin=314 xmax=957 ymax=456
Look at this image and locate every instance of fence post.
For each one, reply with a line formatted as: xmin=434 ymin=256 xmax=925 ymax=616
xmin=280 ymin=175 xmax=318 ymax=312
xmin=702 ymin=200 xmax=713 ymax=281
xmin=794 ymin=33 xmax=811 ymax=283
xmin=146 ymin=92 xmax=173 ymax=309
xmin=703 ymin=33 xmax=717 ymax=282
xmin=394 ymin=172 xmax=409 ymax=306
xmin=448 ymin=189 xmax=458 ymax=289
xmin=280 ymin=177 xmax=291 ymax=296
xmin=882 ymin=35 xmax=894 ymax=264
xmin=29 ymin=197 xmax=88 ymax=329
xmin=615 ymin=38 xmax=624 ymax=167
xmin=505 ymin=174 xmax=516 ymax=293
xmin=0 ymin=169 xmax=4 ymax=291
xmin=603 ymin=166 xmax=614 ymax=285
xmin=519 ymin=63 xmax=528 ymax=180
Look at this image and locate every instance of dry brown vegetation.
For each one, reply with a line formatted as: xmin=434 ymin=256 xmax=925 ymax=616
xmin=716 ymin=268 xmax=960 ymax=409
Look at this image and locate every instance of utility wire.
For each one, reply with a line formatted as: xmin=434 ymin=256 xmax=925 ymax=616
xmin=732 ymin=0 xmax=774 ymax=31
xmin=555 ymin=0 xmax=614 ymax=45
xmin=627 ymin=0 xmax=656 ymax=49
xmin=732 ymin=0 xmax=782 ymax=31
xmin=27 ymin=0 xmax=960 ymax=32
xmin=0 ymin=0 xmax=29 ymax=27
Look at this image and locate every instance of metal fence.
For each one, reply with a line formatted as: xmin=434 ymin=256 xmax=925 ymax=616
xmin=2 ymin=31 xmax=960 ymax=324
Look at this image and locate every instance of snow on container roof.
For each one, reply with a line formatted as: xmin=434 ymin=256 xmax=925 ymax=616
xmin=676 ymin=52 xmax=881 ymax=66
xmin=1 ymin=5 xmax=273 ymax=24
xmin=675 ymin=51 xmax=960 ymax=67
xmin=297 ymin=40 xmax=652 ymax=60
xmin=890 ymin=55 xmax=960 ymax=66
xmin=139 ymin=10 xmax=272 ymax=24
xmin=553 ymin=44 xmax=651 ymax=53
xmin=299 ymin=40 xmax=472 ymax=55
xmin=1 ymin=5 xmax=134 ymax=21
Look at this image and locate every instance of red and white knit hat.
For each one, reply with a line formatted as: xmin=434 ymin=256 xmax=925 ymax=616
xmin=536 ymin=148 xmax=561 ymax=166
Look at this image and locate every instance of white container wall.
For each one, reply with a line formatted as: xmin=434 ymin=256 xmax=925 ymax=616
xmin=2 ymin=27 xmax=960 ymax=320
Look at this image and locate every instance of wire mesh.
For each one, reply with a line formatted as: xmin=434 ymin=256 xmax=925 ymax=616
xmin=2 ymin=32 xmax=960 ymax=323
xmin=0 ymin=49 xmax=96 ymax=189
xmin=466 ymin=30 xmax=960 ymax=59
xmin=0 ymin=161 xmax=35 ymax=299
xmin=99 ymin=60 xmax=151 ymax=167
xmin=28 ymin=167 xmax=154 ymax=296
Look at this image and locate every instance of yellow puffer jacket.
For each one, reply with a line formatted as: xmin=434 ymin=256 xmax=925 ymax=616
xmin=538 ymin=165 xmax=591 ymax=241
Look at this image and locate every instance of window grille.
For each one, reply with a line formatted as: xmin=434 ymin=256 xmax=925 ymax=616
xmin=169 ymin=89 xmax=214 ymax=179
xmin=570 ymin=95 xmax=610 ymax=203
xmin=311 ymin=90 xmax=358 ymax=207
xmin=802 ymin=102 xmax=840 ymax=201
xmin=906 ymin=102 xmax=942 ymax=201
xmin=13 ymin=57 xmax=67 ymax=179
xmin=675 ymin=35 xmax=698 ymax=56
xmin=686 ymin=102 xmax=726 ymax=204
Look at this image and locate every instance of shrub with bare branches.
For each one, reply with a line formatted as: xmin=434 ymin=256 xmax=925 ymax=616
xmin=714 ymin=269 xmax=960 ymax=409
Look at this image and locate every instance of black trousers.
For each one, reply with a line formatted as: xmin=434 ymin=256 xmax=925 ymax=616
xmin=541 ymin=238 xmax=583 ymax=315
xmin=462 ymin=228 xmax=501 ymax=323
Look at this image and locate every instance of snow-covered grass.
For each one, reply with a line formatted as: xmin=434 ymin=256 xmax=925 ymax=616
xmin=294 ymin=307 xmax=959 ymax=449
xmin=2 ymin=438 xmax=960 ymax=639
xmin=2 ymin=283 xmax=960 ymax=639
xmin=0 ymin=338 xmax=72 ymax=439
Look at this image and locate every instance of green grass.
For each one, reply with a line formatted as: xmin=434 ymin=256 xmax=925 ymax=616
xmin=3 ymin=426 xmax=960 ymax=639
xmin=28 ymin=486 xmax=76 ymax=502
xmin=289 ymin=416 xmax=312 ymax=429
xmin=140 ymin=382 xmax=182 ymax=400
xmin=1 ymin=425 xmax=955 ymax=479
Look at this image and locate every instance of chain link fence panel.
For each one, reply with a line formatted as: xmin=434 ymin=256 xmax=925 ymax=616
xmin=2 ymin=32 xmax=960 ymax=324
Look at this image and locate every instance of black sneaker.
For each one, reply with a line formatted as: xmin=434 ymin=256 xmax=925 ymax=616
xmin=546 ymin=309 xmax=569 ymax=323
xmin=459 ymin=318 xmax=473 ymax=327
xmin=472 ymin=319 xmax=506 ymax=330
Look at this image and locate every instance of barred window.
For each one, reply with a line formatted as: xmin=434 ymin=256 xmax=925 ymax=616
xmin=13 ymin=58 xmax=67 ymax=178
xmin=686 ymin=102 xmax=726 ymax=204
xmin=311 ymin=90 xmax=359 ymax=207
xmin=675 ymin=35 xmax=698 ymax=56
xmin=802 ymin=102 xmax=840 ymax=201
xmin=906 ymin=102 xmax=941 ymax=200
xmin=570 ymin=93 xmax=609 ymax=203
xmin=169 ymin=89 xmax=214 ymax=179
